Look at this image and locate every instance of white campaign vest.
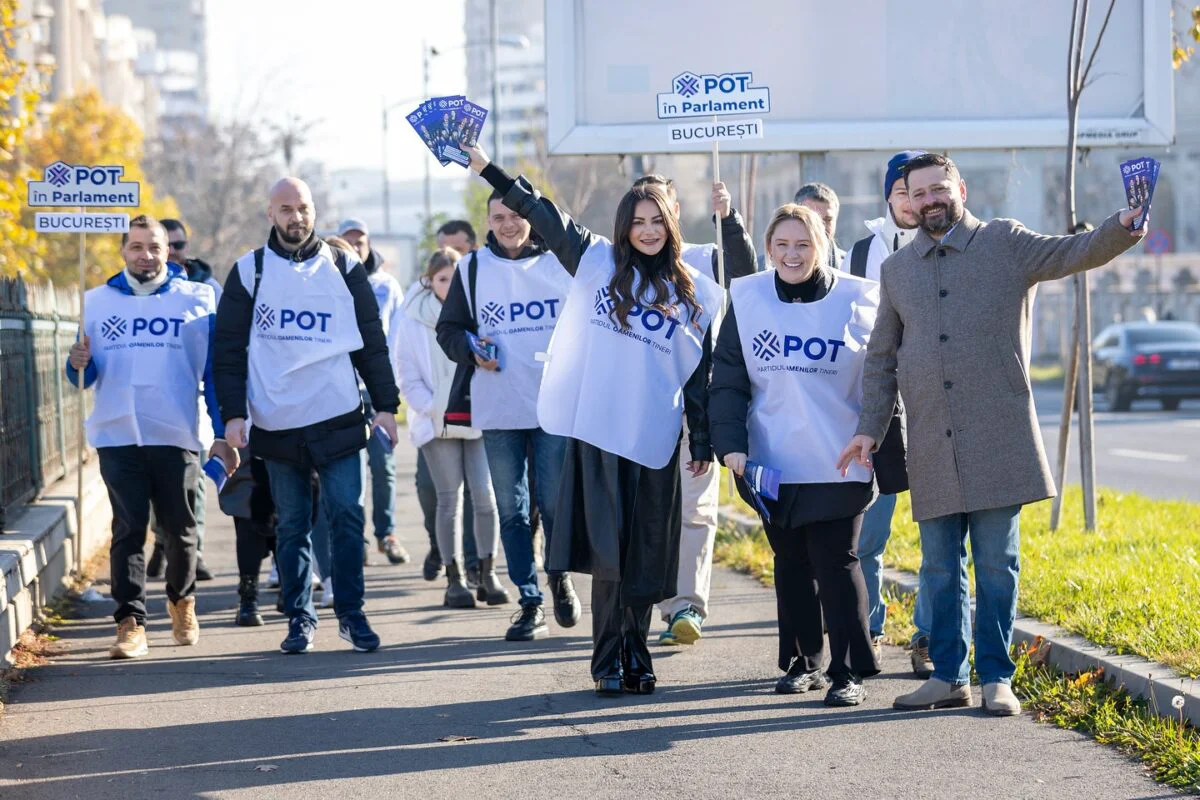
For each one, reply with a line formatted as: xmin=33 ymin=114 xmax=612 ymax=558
xmin=83 ymin=279 xmax=214 ymax=451
xmin=236 ymin=244 xmax=363 ymax=431
xmin=538 ymin=240 xmax=723 ymax=469
xmin=731 ymin=270 xmax=878 ymax=484
xmin=467 ymin=247 xmax=573 ymax=430
xmin=681 ymin=241 xmax=717 ymax=282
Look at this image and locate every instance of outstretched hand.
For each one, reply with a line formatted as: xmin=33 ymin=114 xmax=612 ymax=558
xmin=1118 ymin=206 xmax=1147 ymax=238
xmin=464 ymin=143 xmax=491 ymax=175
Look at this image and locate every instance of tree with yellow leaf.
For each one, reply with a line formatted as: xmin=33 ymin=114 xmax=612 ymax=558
xmin=1174 ymin=3 xmax=1200 ymax=68
xmin=26 ymin=89 xmax=178 ymax=288
xmin=0 ymin=0 xmax=44 ymax=278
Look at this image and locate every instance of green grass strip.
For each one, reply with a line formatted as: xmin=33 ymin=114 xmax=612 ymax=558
xmin=715 ymin=471 xmax=1200 ymax=677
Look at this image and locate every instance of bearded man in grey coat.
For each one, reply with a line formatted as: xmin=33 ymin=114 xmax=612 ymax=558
xmin=838 ymin=153 xmax=1144 ymax=716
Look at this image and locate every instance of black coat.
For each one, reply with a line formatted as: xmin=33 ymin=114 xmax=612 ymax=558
xmin=212 ymin=230 xmax=399 ymax=467
xmin=475 ymin=163 xmax=717 ymax=602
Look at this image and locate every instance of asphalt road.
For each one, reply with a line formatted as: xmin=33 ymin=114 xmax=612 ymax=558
xmin=1034 ymin=386 xmax=1200 ymax=502
xmin=0 ymin=447 xmax=1169 ymax=799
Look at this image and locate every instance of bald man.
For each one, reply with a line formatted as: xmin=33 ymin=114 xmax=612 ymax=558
xmin=213 ymin=178 xmax=400 ymax=655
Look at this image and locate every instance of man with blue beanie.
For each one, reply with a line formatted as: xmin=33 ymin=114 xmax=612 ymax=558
xmin=843 ymin=149 xmax=936 ymax=677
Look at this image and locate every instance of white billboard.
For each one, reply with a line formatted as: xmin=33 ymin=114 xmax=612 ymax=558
xmin=546 ymin=0 xmax=1175 ymax=155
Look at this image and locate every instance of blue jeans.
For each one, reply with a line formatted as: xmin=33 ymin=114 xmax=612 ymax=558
xmin=482 ymin=428 xmax=567 ymax=607
xmin=362 ymin=391 xmax=396 ymax=541
xmin=265 ymin=452 xmax=366 ymax=624
xmin=858 ymin=493 xmax=932 ymax=640
xmin=918 ymin=504 xmax=1022 ymax=686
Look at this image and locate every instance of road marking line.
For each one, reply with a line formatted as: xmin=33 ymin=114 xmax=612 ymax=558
xmin=1108 ymin=448 xmax=1188 ymax=463
xmin=1182 ymin=421 xmax=1200 ymax=429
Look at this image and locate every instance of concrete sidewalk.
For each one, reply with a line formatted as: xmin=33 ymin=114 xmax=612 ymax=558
xmin=0 ymin=447 xmax=1167 ymax=799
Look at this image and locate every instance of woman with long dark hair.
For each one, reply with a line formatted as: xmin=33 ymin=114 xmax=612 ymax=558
xmin=463 ymin=143 xmax=723 ymax=695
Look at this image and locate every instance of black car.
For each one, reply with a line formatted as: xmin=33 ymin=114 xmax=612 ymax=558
xmin=1091 ymin=321 xmax=1200 ymax=411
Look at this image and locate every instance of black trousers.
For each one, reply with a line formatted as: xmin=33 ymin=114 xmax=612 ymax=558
xmin=98 ymin=445 xmax=199 ymax=624
xmin=234 ymin=518 xmax=276 ymax=578
xmin=763 ymin=515 xmax=879 ymax=679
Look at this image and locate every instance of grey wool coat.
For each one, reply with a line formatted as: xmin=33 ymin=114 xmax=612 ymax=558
xmin=856 ymin=210 xmax=1138 ymax=522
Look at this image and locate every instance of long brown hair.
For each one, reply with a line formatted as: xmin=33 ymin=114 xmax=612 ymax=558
xmin=422 ymin=246 xmax=461 ymax=287
xmin=608 ymin=184 xmax=702 ymax=330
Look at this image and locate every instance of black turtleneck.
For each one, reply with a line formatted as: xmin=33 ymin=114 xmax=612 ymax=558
xmin=774 ymin=266 xmax=832 ymax=304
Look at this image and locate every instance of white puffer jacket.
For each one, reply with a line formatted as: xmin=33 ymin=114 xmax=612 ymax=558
xmin=396 ymin=285 xmax=481 ymax=447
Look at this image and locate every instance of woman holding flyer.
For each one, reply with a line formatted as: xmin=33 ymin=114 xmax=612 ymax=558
xmin=463 ymin=143 xmax=722 ymax=696
xmin=398 ymin=248 xmax=507 ymax=609
xmin=710 ymin=203 xmax=881 ymax=707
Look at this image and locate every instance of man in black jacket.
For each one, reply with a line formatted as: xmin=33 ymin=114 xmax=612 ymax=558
xmin=213 ymin=177 xmax=400 ymax=655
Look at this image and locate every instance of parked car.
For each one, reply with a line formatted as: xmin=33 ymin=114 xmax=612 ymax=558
xmin=1091 ymin=321 xmax=1200 ymax=411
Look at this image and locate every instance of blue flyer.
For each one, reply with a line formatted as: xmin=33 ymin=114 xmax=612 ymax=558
xmin=1120 ymin=157 xmax=1160 ymax=231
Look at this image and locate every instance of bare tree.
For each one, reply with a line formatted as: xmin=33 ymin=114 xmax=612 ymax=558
xmin=1051 ymin=0 xmax=1116 ymax=532
xmin=146 ymin=119 xmax=284 ymax=280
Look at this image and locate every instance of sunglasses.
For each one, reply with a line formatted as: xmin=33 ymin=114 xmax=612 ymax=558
xmin=169 ymin=240 xmax=187 ymax=250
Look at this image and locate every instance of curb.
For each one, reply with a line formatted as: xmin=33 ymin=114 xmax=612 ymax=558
xmin=1 ymin=461 xmax=112 ymax=665
xmin=720 ymin=507 xmax=1200 ymax=727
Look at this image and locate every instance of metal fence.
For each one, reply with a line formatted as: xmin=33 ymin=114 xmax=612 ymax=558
xmin=0 ymin=276 xmax=92 ymax=525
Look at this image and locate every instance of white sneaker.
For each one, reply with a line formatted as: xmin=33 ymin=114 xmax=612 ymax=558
xmin=267 ymin=562 xmax=280 ymax=589
xmin=319 ymin=578 xmax=335 ymax=609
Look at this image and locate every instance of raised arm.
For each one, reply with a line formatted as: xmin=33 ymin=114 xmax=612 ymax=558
xmin=1012 ymin=208 xmax=1144 ymax=286
xmin=465 ymin=144 xmax=599 ymax=276
xmin=708 ymin=182 xmax=757 ymax=286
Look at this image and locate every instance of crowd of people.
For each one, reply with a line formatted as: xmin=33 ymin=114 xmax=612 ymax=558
xmin=66 ymin=143 xmax=1144 ymax=709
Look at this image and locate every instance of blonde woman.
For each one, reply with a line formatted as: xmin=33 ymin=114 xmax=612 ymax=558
xmin=710 ymin=204 xmax=881 ymax=706
xmin=397 ymin=248 xmax=507 ymax=608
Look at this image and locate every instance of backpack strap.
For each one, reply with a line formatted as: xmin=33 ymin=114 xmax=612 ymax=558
xmin=464 ymin=250 xmax=480 ymax=320
xmin=849 ymin=236 xmax=871 ymax=279
xmin=250 ymin=247 xmax=265 ymax=303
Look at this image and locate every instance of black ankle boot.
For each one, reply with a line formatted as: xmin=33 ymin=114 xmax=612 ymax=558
xmin=591 ymin=579 xmax=624 ymax=695
xmin=444 ymin=561 xmax=477 ymax=609
xmin=476 ymin=556 xmax=511 ymax=605
xmin=622 ymin=605 xmax=656 ymax=694
xmin=236 ymin=575 xmax=264 ymax=627
xmin=549 ymin=573 xmax=581 ymax=628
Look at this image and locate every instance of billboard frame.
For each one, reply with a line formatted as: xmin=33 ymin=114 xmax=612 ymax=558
xmin=545 ymin=0 xmax=1176 ymax=155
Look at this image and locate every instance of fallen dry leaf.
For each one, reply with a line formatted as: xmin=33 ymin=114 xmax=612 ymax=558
xmin=254 ymin=764 xmax=279 ymax=772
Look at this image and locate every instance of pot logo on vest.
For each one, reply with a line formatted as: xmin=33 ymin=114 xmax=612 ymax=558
xmin=253 ymin=303 xmax=335 ymax=344
xmin=590 ymin=287 xmax=683 ymax=355
xmin=751 ymin=330 xmax=781 ymax=362
xmin=97 ymin=314 xmax=185 ymax=350
xmin=102 ymin=315 xmax=128 ymax=341
xmin=478 ymin=298 xmax=562 ymax=335
xmin=752 ymin=328 xmax=847 ymax=374
xmin=481 ymin=301 xmax=506 ymax=326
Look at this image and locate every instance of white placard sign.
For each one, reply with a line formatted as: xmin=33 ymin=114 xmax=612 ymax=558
xmin=656 ymin=71 xmax=770 ymax=120
xmin=35 ymin=213 xmax=130 ymax=234
xmin=667 ymin=118 xmax=764 ymax=144
xmin=27 ymin=161 xmax=141 ymax=208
